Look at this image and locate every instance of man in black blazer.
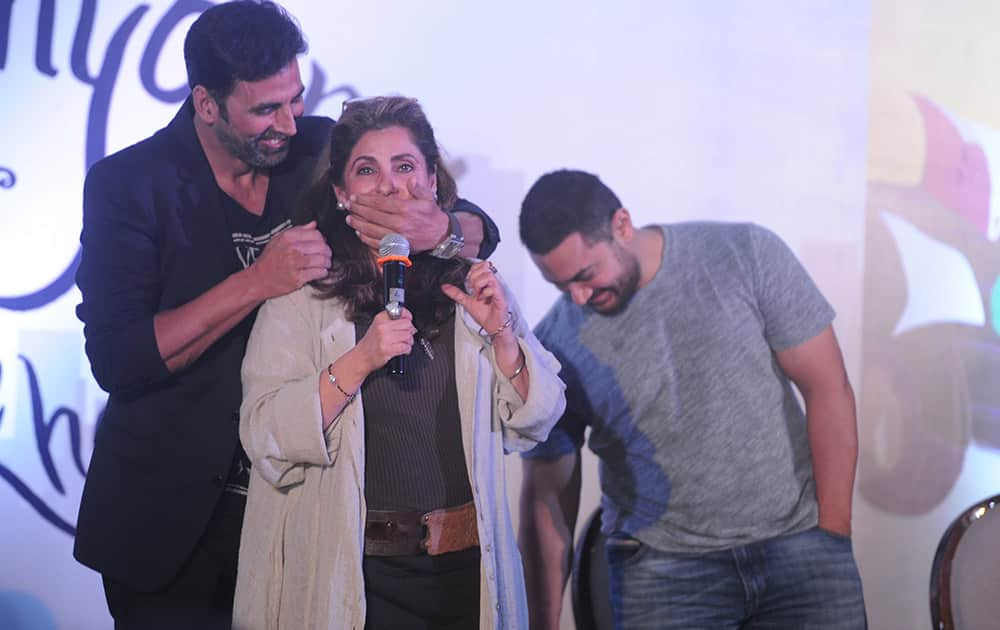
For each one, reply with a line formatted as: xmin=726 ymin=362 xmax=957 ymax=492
xmin=73 ymin=2 xmax=498 ymax=627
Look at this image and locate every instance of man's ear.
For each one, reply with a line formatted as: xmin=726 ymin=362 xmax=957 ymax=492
xmin=192 ymin=85 xmax=221 ymax=125
xmin=611 ymin=207 xmax=635 ymax=242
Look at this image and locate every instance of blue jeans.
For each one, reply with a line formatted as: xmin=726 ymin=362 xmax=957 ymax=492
xmin=605 ymin=527 xmax=866 ymax=630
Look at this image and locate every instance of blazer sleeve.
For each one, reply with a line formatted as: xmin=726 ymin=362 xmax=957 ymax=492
xmin=75 ymin=160 xmax=171 ymax=395
xmin=482 ymin=276 xmax=567 ymax=453
xmin=452 ymin=197 xmax=501 ymax=260
xmin=239 ymin=290 xmax=342 ymax=489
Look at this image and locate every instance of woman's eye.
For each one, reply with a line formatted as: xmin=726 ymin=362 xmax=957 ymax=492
xmin=357 ymin=166 xmax=374 ymax=175
xmin=398 ymin=163 xmax=414 ymax=173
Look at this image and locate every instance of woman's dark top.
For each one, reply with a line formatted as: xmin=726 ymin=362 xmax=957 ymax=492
xmin=357 ymin=312 xmax=474 ymax=511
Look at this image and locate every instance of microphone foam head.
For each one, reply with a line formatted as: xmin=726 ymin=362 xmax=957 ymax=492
xmin=379 ymin=233 xmax=410 ymax=258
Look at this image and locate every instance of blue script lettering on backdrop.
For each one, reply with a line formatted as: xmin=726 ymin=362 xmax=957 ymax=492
xmin=0 ymin=0 xmax=358 ymax=536
xmin=0 ymin=356 xmax=97 ymax=536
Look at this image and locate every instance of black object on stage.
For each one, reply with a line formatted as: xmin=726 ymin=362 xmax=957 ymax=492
xmin=377 ymin=233 xmax=412 ymax=376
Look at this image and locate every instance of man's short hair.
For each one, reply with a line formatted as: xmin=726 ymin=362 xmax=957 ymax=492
xmin=519 ymin=170 xmax=623 ymax=255
xmin=184 ymin=0 xmax=307 ymax=101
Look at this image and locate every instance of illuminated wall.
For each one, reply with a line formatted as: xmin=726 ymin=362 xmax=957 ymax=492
xmin=857 ymin=1 xmax=1000 ymax=629
xmin=1 ymin=1 xmax=994 ymax=629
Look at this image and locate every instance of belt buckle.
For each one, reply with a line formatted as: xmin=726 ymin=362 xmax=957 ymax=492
xmin=365 ymin=509 xmax=424 ymax=556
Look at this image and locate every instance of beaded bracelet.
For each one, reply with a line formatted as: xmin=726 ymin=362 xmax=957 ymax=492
xmin=327 ymin=363 xmax=357 ymax=404
xmin=478 ymin=310 xmax=517 ymax=343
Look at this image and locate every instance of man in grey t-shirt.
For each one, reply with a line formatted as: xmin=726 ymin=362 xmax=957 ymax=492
xmin=517 ymin=170 xmax=865 ymax=629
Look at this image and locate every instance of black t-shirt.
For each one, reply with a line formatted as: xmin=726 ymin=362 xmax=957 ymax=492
xmin=221 ymin=190 xmax=291 ymax=496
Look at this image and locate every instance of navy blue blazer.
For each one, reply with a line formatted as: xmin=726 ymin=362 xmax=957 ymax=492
xmin=73 ymin=100 xmax=499 ymax=590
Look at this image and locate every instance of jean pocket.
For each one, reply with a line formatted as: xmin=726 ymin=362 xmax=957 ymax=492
xmin=605 ymin=532 xmax=645 ymax=567
xmin=814 ymin=526 xmax=853 ymax=544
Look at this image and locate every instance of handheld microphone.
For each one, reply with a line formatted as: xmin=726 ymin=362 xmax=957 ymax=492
xmin=377 ymin=234 xmax=412 ymax=376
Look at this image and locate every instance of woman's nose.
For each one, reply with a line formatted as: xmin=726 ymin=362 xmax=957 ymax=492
xmin=376 ymin=173 xmax=399 ymax=196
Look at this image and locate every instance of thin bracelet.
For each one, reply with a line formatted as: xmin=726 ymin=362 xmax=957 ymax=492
xmin=505 ymin=351 xmax=527 ymax=381
xmin=327 ymin=363 xmax=357 ymax=403
xmin=478 ymin=311 xmax=516 ymax=344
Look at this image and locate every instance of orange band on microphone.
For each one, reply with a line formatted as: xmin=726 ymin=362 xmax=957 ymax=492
xmin=377 ymin=255 xmax=412 ymax=267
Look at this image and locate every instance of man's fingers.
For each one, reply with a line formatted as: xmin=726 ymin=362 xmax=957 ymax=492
xmin=407 ymin=179 xmax=435 ymax=202
xmin=273 ymin=224 xmax=324 ymax=248
xmin=346 ymin=213 xmax=391 ymax=240
xmin=302 ymin=253 xmax=331 ymax=269
xmin=269 ymin=238 xmax=330 ymax=264
xmin=347 ymin=212 xmax=396 ymax=250
xmin=283 ymin=220 xmax=317 ymax=234
xmin=355 ymin=231 xmax=380 ymax=250
xmin=286 ymin=220 xmax=319 ymax=235
xmin=349 ymin=193 xmax=405 ymax=217
xmin=296 ymin=240 xmax=332 ymax=257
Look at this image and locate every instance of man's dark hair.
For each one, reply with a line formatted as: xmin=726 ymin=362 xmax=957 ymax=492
xmin=184 ymin=0 xmax=307 ymax=102
xmin=519 ymin=169 xmax=623 ymax=255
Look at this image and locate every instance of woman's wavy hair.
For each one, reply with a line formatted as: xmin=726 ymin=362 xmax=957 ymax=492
xmin=307 ymin=96 xmax=470 ymax=336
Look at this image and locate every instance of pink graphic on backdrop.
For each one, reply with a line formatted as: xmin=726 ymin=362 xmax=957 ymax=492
xmin=913 ymin=95 xmax=991 ymax=236
xmin=860 ymin=93 xmax=1000 ymax=515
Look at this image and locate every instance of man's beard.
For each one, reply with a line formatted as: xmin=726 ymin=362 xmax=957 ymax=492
xmin=589 ymin=246 xmax=641 ymax=315
xmin=216 ymin=124 xmax=291 ymax=169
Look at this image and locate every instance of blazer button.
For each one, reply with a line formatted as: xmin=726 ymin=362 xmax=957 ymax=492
xmin=213 ymin=474 xmax=225 ymax=487
xmin=231 ymin=410 xmax=240 ymax=422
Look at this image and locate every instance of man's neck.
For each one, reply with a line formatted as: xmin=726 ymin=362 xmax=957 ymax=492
xmin=634 ymin=225 xmax=666 ymax=288
xmin=193 ymin=114 xmax=269 ymax=213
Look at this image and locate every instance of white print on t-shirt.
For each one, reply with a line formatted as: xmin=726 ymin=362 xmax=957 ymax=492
xmin=232 ymin=219 xmax=292 ymax=269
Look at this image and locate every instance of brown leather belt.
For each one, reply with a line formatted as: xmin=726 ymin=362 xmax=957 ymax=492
xmin=364 ymin=501 xmax=479 ymax=556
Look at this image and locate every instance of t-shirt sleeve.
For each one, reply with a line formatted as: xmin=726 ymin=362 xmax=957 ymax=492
xmin=749 ymin=224 xmax=835 ymax=352
xmin=521 ymin=314 xmax=588 ymax=458
xmin=520 ymin=408 xmax=587 ymax=459
xmin=452 ymin=198 xmax=501 ymax=260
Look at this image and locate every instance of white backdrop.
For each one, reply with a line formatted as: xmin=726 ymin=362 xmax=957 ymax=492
xmin=1 ymin=1 xmax=994 ymax=629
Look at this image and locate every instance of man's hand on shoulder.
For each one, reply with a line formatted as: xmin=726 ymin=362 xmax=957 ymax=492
xmin=249 ymin=221 xmax=331 ymax=299
xmin=344 ymin=180 xmax=449 ymax=252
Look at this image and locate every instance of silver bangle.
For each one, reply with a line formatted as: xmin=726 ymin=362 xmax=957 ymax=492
xmin=506 ymin=352 xmax=527 ymax=381
xmin=478 ymin=311 xmax=516 ymax=344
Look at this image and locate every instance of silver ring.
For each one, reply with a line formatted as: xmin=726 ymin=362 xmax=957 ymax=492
xmin=488 ymin=262 xmax=498 ymax=274
xmin=385 ymin=301 xmax=402 ymax=320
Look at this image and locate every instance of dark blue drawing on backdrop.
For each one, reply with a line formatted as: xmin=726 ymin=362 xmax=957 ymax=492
xmin=0 ymin=357 xmax=99 ymax=536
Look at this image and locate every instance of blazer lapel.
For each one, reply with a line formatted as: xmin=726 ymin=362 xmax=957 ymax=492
xmin=167 ymin=99 xmax=241 ymax=282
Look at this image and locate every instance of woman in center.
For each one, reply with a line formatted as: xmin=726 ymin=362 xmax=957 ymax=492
xmin=233 ymin=96 xmax=566 ymax=630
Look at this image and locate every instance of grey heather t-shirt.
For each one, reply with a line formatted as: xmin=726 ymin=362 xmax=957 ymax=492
xmin=524 ymin=222 xmax=835 ymax=552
